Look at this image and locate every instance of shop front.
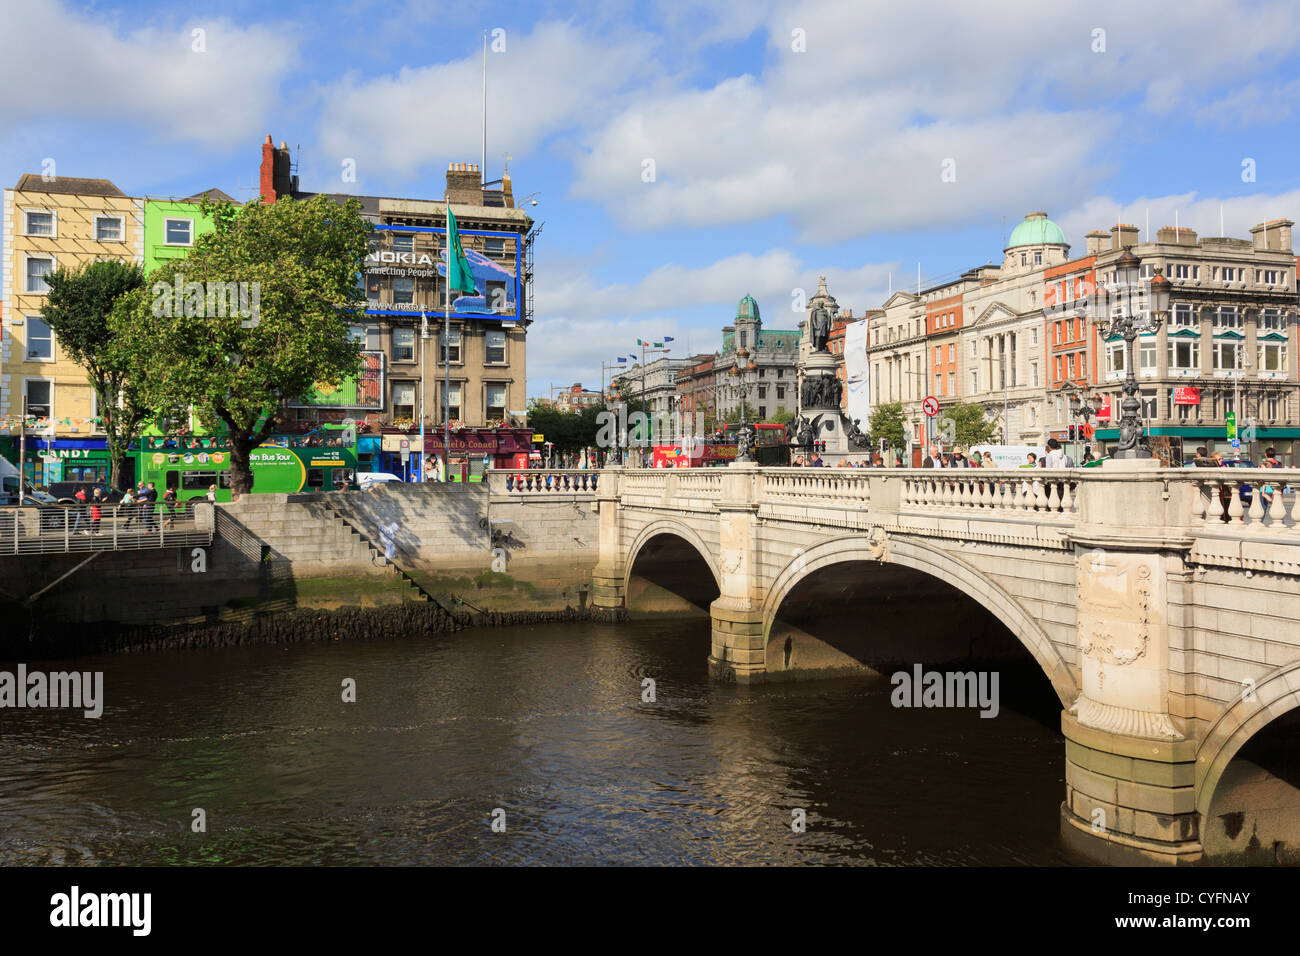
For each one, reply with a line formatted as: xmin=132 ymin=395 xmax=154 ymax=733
xmin=1092 ymin=425 xmax=1300 ymax=465
xmin=6 ymin=439 xmax=118 ymax=495
xmin=379 ymin=427 xmax=536 ymax=482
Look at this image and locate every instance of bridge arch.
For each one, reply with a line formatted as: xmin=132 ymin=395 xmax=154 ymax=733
xmin=1195 ymin=659 xmax=1300 ymax=819
xmin=622 ymin=517 xmax=721 ymax=598
xmin=761 ymin=534 xmax=1079 ymax=705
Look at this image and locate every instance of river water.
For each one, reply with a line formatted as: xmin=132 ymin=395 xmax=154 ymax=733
xmin=0 ymin=618 xmax=1104 ymax=866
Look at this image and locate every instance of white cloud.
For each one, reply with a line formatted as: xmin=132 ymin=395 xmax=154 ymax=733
xmin=1056 ymin=190 xmax=1300 ymax=251
xmin=314 ymin=21 xmax=659 ymax=180
xmin=0 ymin=1 xmax=298 ymax=147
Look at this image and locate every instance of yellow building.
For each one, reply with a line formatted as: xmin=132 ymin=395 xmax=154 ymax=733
xmin=1 ymin=175 xmax=143 ymax=480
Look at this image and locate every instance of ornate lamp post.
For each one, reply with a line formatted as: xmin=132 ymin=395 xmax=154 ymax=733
xmin=727 ymin=348 xmax=760 ymax=462
xmin=1095 ymin=248 xmax=1169 ymax=460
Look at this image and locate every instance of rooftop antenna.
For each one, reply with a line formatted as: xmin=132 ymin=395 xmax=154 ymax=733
xmin=1220 ymin=204 xmax=1224 ymax=238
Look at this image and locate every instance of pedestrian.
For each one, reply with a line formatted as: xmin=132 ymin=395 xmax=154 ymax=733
xmin=923 ymin=445 xmax=944 ymax=468
xmin=121 ymin=485 xmax=136 ymax=528
xmin=73 ymin=485 xmax=88 ymax=534
xmin=1044 ymin=438 xmax=1072 ymax=468
xmin=836 ymin=458 xmax=848 ymax=468
xmin=1264 ymin=446 xmax=1282 ymax=468
xmin=981 ymin=452 xmax=995 ymax=468
xmin=206 ymin=483 xmax=217 ymax=504
xmin=1193 ymin=445 xmax=1211 ymax=467
xmin=951 ymin=446 xmax=968 ymax=467
xmin=90 ymin=487 xmax=103 ymax=535
xmin=810 ymin=453 xmax=824 ymax=468
xmin=163 ymin=485 xmax=178 ymax=529
xmin=143 ymin=481 xmax=159 ymax=532
xmin=1081 ymin=447 xmax=1093 ymax=465
xmin=1022 ymin=452 xmax=1038 ymax=468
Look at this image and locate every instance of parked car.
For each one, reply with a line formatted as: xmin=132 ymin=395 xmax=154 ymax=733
xmin=358 ymin=472 xmax=403 ymax=491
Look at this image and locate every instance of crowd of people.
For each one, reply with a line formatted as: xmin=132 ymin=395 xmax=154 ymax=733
xmin=63 ymin=481 xmax=187 ymax=534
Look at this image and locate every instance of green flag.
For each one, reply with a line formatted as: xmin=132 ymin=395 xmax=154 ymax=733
xmin=446 ymin=207 xmax=477 ymax=295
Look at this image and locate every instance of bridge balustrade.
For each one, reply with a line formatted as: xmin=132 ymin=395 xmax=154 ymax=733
xmin=902 ymin=469 xmax=1078 ymax=515
xmin=488 ymin=469 xmax=600 ymax=495
xmin=1187 ymin=468 xmax=1300 ymax=534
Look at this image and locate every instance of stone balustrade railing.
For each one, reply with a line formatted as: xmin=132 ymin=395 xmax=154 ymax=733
xmin=1186 ymin=468 xmax=1300 ymax=533
xmin=487 ymin=469 xmax=600 ymax=495
xmin=759 ymin=468 xmax=873 ymax=505
xmin=901 ymin=468 xmax=1079 ymax=515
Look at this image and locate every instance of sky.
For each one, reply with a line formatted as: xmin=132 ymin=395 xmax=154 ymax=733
xmin=6 ymin=0 xmax=1300 ymax=400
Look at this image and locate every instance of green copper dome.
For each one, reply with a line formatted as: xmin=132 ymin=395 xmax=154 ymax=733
xmin=736 ymin=293 xmax=760 ymax=322
xmin=1006 ymin=212 xmax=1067 ymax=249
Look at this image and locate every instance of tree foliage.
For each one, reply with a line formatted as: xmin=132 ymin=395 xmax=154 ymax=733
xmin=39 ymin=259 xmax=147 ymax=491
xmin=940 ymin=401 xmax=999 ymax=447
xmin=869 ymin=401 xmax=907 ymax=451
xmin=526 ymin=399 xmax=607 ymax=453
xmin=112 ymin=195 xmax=370 ymax=494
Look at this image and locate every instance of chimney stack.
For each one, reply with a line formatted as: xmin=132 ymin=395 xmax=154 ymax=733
xmin=1156 ymin=225 xmax=1198 ymax=245
xmin=445 ymin=162 xmax=483 ymax=205
xmin=259 ymin=134 xmax=277 ymax=203
xmin=1251 ymin=218 xmax=1294 ymax=252
xmin=1084 ymin=230 xmax=1109 ymax=256
xmin=1109 ymin=223 xmax=1140 ymax=249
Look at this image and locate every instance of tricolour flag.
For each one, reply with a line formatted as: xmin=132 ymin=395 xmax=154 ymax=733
xmin=617 ymin=357 xmax=627 ymax=363
xmin=446 ymin=207 xmax=477 ymax=295
xmin=663 ymin=336 xmax=675 ymax=342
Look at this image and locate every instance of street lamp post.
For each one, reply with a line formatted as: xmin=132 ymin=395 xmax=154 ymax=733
xmin=726 ymin=348 xmax=760 ymax=463
xmin=1095 ymin=248 xmax=1169 ymax=460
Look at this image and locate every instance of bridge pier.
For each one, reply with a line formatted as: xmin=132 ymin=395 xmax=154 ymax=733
xmin=1062 ymin=458 xmax=1201 ymax=864
xmin=591 ymin=464 xmax=628 ymax=615
xmin=709 ymin=463 xmax=768 ymax=684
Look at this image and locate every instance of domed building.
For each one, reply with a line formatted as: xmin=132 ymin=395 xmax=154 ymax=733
xmin=1002 ymin=211 xmax=1071 ymax=275
xmin=713 ymin=293 xmax=802 ymax=422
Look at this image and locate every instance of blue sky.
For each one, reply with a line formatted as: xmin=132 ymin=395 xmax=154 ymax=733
xmin=6 ymin=0 xmax=1300 ymax=399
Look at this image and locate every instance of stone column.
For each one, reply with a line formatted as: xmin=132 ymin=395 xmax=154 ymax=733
xmin=591 ymin=465 xmax=627 ymax=614
xmin=709 ymin=462 xmax=766 ymax=683
xmin=1063 ymin=459 xmax=1201 ymax=863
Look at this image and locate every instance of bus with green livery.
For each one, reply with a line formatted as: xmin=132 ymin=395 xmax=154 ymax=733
xmin=136 ymin=424 xmax=359 ymax=501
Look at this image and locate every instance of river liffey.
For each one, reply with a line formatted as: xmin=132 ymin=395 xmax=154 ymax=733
xmin=0 ymin=618 xmax=1105 ymax=866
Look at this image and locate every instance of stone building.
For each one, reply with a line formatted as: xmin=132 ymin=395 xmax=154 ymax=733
xmin=715 ymin=294 xmax=800 ymax=421
xmin=259 ymin=137 xmax=536 ymax=430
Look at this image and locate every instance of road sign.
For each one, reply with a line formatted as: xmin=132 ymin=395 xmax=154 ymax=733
xmin=1226 ymin=411 xmax=1236 ymax=441
xmin=1231 ymin=438 xmax=1241 ymax=449
xmin=400 ymin=438 xmax=410 ymax=463
xmin=922 ymin=396 xmax=940 ymax=417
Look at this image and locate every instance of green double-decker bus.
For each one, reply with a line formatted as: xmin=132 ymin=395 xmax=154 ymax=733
xmin=137 ymin=424 xmax=359 ymax=501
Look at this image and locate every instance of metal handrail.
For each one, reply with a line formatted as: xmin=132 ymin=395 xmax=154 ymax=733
xmin=0 ymin=500 xmax=214 ymax=555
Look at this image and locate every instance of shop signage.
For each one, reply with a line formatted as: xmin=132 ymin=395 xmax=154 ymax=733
xmin=1173 ymin=386 xmax=1200 ymax=406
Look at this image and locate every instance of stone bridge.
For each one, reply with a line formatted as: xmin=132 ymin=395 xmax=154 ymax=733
xmin=589 ymin=461 xmax=1300 ymax=864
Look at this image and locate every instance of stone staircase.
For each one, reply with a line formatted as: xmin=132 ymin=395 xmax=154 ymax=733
xmin=219 ymin=494 xmax=430 ymax=604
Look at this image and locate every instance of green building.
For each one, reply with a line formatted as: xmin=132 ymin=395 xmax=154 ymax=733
xmin=141 ymin=189 xmax=235 ymax=274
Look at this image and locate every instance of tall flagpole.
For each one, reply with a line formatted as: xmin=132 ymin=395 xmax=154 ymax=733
xmin=481 ymin=32 xmax=487 ymax=186
xmin=419 ymin=311 xmax=426 ymax=482
xmin=445 ymin=206 xmax=452 ymax=483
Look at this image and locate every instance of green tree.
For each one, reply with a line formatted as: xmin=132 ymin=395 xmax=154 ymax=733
xmin=940 ymin=401 xmax=999 ymax=447
xmin=39 ymin=259 xmax=147 ymax=491
xmin=869 ymin=401 xmax=907 ymax=451
xmin=722 ymin=400 xmax=758 ymax=423
xmin=112 ymin=195 xmax=370 ymax=495
xmin=768 ymin=407 xmax=794 ymax=426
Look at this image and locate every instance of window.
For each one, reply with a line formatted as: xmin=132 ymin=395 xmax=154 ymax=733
xmin=366 ymin=275 xmax=381 ymax=301
xmin=1140 ymin=389 xmax=1157 ymax=419
xmin=970 ymin=340 xmax=977 ymax=357
xmin=485 ymin=329 xmax=506 ymax=364
xmin=24 ymin=379 xmax=52 ymax=418
xmin=1267 ymin=395 xmax=1280 ymax=420
xmin=25 ymin=255 xmax=53 ymax=293
xmin=485 ymin=383 xmax=507 ymax=420
xmin=393 ymin=277 xmax=415 ymax=304
xmin=393 ymin=327 xmax=415 ymax=362
xmin=1170 ymin=388 xmax=1193 ymax=421
xmin=484 ymin=238 xmax=505 ymax=256
xmin=1219 ymin=266 xmax=1242 ymax=283
xmin=94 ymin=215 xmax=124 ymax=242
xmin=26 ymin=316 xmax=54 ymax=361
xmin=366 ymin=326 xmax=382 ymax=351
xmin=1213 ymin=340 xmax=1239 ymax=371
xmin=947 ymin=343 xmax=954 ymax=362
xmin=758 ymin=406 xmax=767 ymax=418
xmin=1260 ymin=308 xmax=1283 ymax=331
xmin=739 ymin=331 xmax=747 ymax=349
xmin=441 ymin=382 xmax=461 ymax=420
xmin=1168 ymin=338 xmax=1200 ymax=371
xmin=1213 ymin=306 xmax=1242 ymax=330
xmin=1105 ymin=340 xmax=1126 ymax=376
xmin=1020 ymin=253 xmax=1027 ymax=266
xmin=1257 ymin=269 xmax=1280 ymax=285
xmin=1034 ymin=251 xmax=1042 ymax=266
xmin=1139 ymin=336 xmax=1157 ymax=375
xmin=776 ymin=385 xmax=785 ymax=400
xmin=934 ymin=345 xmax=942 ymax=364
xmin=1173 ymin=303 xmax=1195 ymax=328
xmin=757 ymin=386 xmax=768 ymax=400
xmin=392 ymin=383 xmax=416 ymax=419
xmin=165 ymin=218 xmax=193 ymax=245
xmin=970 ymin=370 xmax=978 ymax=392
xmin=307 ymin=468 xmax=325 ymax=489
xmin=948 ymin=371 xmax=955 ymax=395
xmin=776 ymin=367 xmax=784 ymax=379
xmin=25 ymin=209 xmax=55 ymax=236
xmin=181 ymin=471 xmax=229 ymax=492
xmin=1259 ymin=342 xmax=1287 ymax=373
xmin=392 ymin=233 xmax=414 ymax=252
